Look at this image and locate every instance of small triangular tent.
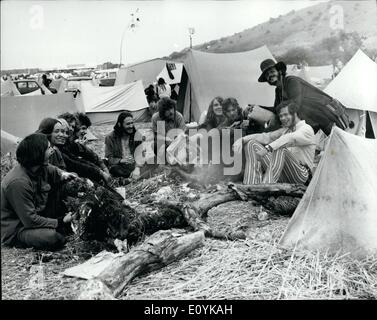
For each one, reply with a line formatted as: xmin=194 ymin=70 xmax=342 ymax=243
xmin=1 ymin=93 xmax=83 ymax=138
xmin=1 ymin=130 xmax=20 ymax=156
xmin=76 ymin=80 xmax=149 ymax=125
xmin=177 ymin=46 xmax=276 ymax=122
xmin=324 ymin=49 xmax=377 ymax=138
xmin=279 ymin=127 xmax=377 ymax=258
xmin=115 ymin=58 xmax=167 ymax=88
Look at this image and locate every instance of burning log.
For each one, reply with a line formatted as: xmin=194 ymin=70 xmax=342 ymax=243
xmin=78 ymin=229 xmax=205 ymax=299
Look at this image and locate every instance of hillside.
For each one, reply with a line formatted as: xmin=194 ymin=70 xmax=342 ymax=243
xmin=169 ymin=0 xmax=377 ymax=65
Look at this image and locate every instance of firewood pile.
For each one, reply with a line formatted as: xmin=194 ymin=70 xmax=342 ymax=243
xmin=63 ymin=165 xmax=306 ymax=249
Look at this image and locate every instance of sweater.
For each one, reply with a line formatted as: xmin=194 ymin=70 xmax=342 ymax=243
xmin=1 ymin=165 xmax=61 ymax=245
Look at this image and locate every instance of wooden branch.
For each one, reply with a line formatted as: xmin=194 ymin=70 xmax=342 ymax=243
xmin=193 ymin=192 xmax=238 ymax=217
xmin=159 ymin=200 xmax=246 ymax=240
xmin=78 ymin=229 xmax=205 ymax=299
xmin=228 ymin=183 xmax=307 ymax=198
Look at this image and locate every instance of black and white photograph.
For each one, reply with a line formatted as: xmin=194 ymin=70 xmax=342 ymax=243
xmin=1 ymin=0 xmax=377 ymax=305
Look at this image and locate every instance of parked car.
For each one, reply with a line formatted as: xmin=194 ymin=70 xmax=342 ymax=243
xmin=13 ymin=79 xmax=57 ymax=95
xmin=13 ymin=79 xmax=45 ymax=95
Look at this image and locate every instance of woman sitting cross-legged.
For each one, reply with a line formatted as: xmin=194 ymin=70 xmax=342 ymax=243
xmin=1 ymin=133 xmax=77 ymax=251
xmin=105 ymin=112 xmax=143 ymax=179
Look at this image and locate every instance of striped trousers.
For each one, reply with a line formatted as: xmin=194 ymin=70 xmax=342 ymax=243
xmin=243 ymin=141 xmax=309 ymax=184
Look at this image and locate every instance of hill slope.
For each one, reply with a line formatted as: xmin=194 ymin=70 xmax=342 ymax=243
xmin=169 ymin=1 xmax=377 ymax=64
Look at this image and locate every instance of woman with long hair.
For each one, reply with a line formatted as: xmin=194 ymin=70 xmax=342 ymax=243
xmin=156 ymin=77 xmax=171 ymax=98
xmin=1 ymin=133 xmax=76 ymax=250
xmin=38 ymin=117 xmax=110 ymax=184
xmin=218 ymin=97 xmax=244 ymax=129
xmin=199 ymin=97 xmax=225 ymax=130
xmin=37 ymin=118 xmax=68 ymax=169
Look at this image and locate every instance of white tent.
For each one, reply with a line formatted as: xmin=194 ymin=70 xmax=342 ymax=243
xmin=115 ymin=59 xmax=167 ymax=88
xmin=279 ymin=127 xmax=377 ymax=258
xmin=1 ymin=93 xmax=84 ymax=138
xmin=177 ymin=46 xmax=276 ymax=122
xmin=1 ymin=79 xmax=21 ymax=97
xmin=1 ymin=130 xmax=20 ymax=156
xmin=325 ymin=49 xmax=377 ymax=138
xmin=75 ymin=80 xmax=150 ymax=125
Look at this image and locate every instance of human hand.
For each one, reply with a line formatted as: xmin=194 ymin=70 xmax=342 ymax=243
xmin=120 ymin=156 xmax=135 ymax=165
xmin=63 ymin=212 xmax=78 ymax=224
xmin=241 ymin=120 xmax=250 ymax=129
xmin=130 ymin=167 xmax=141 ymax=180
xmin=76 ymin=135 xmax=88 ymax=145
xmin=101 ymin=170 xmax=112 ymax=183
xmin=233 ymin=138 xmax=243 ymax=154
xmin=256 ymin=148 xmax=268 ymax=160
xmin=61 ymin=171 xmax=78 ymax=181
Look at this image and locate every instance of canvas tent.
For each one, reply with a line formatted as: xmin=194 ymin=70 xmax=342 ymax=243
xmin=115 ymin=58 xmax=168 ymax=88
xmin=1 ymin=93 xmax=83 ymax=138
xmin=75 ymin=80 xmax=149 ymax=125
xmin=1 ymin=79 xmax=21 ymax=96
xmin=1 ymin=130 xmax=20 ymax=156
xmin=324 ymin=49 xmax=377 ymax=138
xmin=279 ymin=127 xmax=377 ymax=258
xmin=177 ymin=46 xmax=276 ymax=122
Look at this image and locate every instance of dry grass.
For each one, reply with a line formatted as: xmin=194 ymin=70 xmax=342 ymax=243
xmin=1 ymin=124 xmax=376 ymax=300
xmin=121 ymin=202 xmax=377 ymax=300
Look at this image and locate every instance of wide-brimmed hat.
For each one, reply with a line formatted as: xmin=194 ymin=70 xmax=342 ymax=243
xmin=258 ymin=59 xmax=287 ymax=82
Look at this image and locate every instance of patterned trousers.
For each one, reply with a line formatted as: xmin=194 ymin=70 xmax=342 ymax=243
xmin=243 ymin=141 xmax=309 ymax=184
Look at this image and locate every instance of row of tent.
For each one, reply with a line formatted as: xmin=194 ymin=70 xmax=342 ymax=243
xmin=1 ymin=47 xmax=376 ymax=258
xmin=2 ymin=46 xmax=376 ymax=151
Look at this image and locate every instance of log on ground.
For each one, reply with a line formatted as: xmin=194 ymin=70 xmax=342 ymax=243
xmin=78 ymin=229 xmax=205 ymax=299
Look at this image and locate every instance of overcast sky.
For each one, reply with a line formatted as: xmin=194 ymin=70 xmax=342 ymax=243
xmin=1 ymin=0 xmax=325 ymax=70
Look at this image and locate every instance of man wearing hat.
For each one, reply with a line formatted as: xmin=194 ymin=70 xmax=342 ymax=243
xmin=258 ymin=59 xmax=349 ymax=136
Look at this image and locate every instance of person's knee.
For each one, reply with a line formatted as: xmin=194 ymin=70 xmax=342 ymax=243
xmin=246 ymin=141 xmax=262 ymax=154
xmin=18 ymin=229 xmax=66 ymax=251
xmin=40 ymin=229 xmax=66 ymax=250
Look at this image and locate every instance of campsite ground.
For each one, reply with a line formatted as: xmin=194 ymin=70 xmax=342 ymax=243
xmin=1 ymin=124 xmax=376 ymax=300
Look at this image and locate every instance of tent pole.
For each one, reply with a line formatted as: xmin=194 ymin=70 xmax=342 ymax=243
xmin=189 ymin=82 xmax=192 ymax=123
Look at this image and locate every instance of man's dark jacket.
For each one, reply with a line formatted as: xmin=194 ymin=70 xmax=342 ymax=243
xmin=105 ymin=129 xmax=142 ymax=167
xmin=274 ymin=75 xmax=348 ymax=135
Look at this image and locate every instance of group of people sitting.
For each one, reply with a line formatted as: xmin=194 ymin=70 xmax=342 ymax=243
xmin=1 ymin=58 xmax=348 ymax=252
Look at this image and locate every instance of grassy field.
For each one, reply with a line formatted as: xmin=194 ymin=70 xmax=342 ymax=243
xmin=1 ymin=124 xmax=376 ymax=300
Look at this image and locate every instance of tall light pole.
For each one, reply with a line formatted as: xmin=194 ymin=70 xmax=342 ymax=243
xmin=119 ymin=25 xmax=128 ymax=67
xmin=188 ymin=27 xmax=195 ymax=122
xmin=188 ymin=27 xmax=195 ymax=49
xmin=120 ymin=9 xmax=140 ymax=67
